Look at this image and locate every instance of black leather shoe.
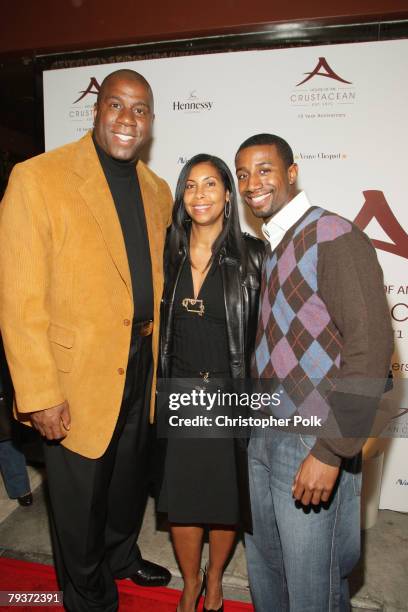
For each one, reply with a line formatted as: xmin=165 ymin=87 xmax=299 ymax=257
xmin=17 ymin=492 xmax=33 ymax=507
xmin=128 ymin=559 xmax=171 ymax=587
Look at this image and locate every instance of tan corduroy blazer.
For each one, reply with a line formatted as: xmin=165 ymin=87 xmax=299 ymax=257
xmin=0 ymin=132 xmax=173 ymax=458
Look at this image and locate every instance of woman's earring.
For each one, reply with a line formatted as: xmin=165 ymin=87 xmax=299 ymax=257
xmin=224 ymin=200 xmax=231 ymax=219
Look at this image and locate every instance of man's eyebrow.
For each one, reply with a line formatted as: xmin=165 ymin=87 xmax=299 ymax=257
xmin=236 ymin=160 xmax=274 ymax=173
xmin=104 ymin=95 xmax=150 ymax=107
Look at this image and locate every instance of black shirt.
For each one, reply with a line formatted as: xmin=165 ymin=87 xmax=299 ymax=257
xmin=171 ymin=259 xmax=229 ymax=377
xmin=93 ymin=136 xmax=153 ymax=322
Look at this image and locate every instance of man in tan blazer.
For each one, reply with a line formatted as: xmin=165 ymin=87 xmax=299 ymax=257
xmin=0 ymin=69 xmax=173 ymax=612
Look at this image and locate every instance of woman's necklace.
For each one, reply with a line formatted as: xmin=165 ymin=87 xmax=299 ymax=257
xmin=182 ymin=249 xmax=211 ymax=317
xmin=182 ymin=297 xmax=205 ymax=316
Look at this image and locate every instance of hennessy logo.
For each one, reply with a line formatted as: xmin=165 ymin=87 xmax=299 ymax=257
xmin=296 ymin=57 xmax=352 ymax=86
xmin=73 ymin=77 xmax=101 ymax=104
xmin=354 ymin=191 xmax=408 ymax=260
xmin=172 ymin=90 xmax=213 ymax=112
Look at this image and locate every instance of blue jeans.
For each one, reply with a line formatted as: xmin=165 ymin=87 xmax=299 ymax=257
xmin=245 ymin=429 xmax=361 ymax=612
xmin=0 ymin=439 xmax=30 ymax=499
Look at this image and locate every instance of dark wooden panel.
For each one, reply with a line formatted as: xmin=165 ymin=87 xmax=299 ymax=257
xmin=1 ymin=0 xmax=408 ymax=55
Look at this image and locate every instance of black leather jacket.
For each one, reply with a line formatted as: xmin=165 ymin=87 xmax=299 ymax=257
xmin=160 ymin=234 xmax=265 ymax=379
xmin=159 ymin=233 xmax=264 ymax=533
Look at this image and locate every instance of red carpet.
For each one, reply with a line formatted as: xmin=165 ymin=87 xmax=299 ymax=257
xmin=0 ymin=557 xmax=254 ymax=611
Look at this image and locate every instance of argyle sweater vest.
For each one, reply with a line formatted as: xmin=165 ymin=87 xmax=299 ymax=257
xmin=252 ymin=207 xmax=353 ymax=415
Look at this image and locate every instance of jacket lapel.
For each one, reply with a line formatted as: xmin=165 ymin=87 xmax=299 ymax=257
xmin=74 ymin=133 xmax=132 ymax=297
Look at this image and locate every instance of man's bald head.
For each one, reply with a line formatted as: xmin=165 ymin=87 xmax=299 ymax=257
xmin=96 ymin=69 xmax=154 ymax=109
xmin=93 ymin=69 xmax=154 ymax=162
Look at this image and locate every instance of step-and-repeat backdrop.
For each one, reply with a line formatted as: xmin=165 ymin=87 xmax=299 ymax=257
xmin=43 ymin=40 xmax=408 ymax=511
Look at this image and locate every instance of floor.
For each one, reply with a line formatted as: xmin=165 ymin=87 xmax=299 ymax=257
xmin=0 ymin=464 xmax=407 ymax=611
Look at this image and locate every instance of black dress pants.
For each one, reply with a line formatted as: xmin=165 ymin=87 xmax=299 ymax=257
xmin=43 ymin=328 xmax=153 ymax=612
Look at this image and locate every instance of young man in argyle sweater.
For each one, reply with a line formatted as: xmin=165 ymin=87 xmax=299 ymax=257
xmin=235 ymin=134 xmax=393 ymax=612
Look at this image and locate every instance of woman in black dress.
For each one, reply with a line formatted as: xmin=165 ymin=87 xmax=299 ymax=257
xmin=159 ymin=154 xmax=264 ymax=612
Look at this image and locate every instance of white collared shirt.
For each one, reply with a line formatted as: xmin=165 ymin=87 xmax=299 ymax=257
xmin=262 ymin=191 xmax=311 ymax=251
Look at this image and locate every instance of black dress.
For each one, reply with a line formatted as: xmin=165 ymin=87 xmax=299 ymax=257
xmin=158 ymin=260 xmax=239 ymax=525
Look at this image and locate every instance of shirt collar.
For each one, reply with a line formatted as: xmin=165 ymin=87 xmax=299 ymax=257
xmin=262 ymin=191 xmax=311 ymax=250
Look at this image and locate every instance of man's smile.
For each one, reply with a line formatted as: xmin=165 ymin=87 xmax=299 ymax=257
xmin=245 ymin=191 xmax=273 ymax=208
xmin=112 ymin=133 xmax=136 ymax=143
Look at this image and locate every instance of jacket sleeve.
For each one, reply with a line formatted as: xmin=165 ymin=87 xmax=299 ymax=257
xmin=0 ymin=163 xmax=65 ymax=413
xmin=310 ymin=227 xmax=394 ymax=466
xmin=244 ymin=234 xmax=266 ymax=281
xmin=243 ymin=235 xmax=265 ymax=375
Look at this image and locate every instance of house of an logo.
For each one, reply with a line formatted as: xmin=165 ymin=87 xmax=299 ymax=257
xmin=73 ymin=77 xmax=101 ymax=104
xmin=353 ymin=191 xmax=408 ymax=260
xmin=296 ymin=58 xmax=352 ymax=86
xmin=392 ymin=408 xmax=408 ymax=420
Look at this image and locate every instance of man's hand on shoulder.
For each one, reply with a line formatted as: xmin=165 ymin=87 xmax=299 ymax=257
xmin=30 ymin=401 xmax=71 ymax=440
xmin=292 ymin=453 xmax=340 ymax=506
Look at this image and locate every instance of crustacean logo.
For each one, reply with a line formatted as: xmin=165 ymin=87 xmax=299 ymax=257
xmin=73 ymin=77 xmax=100 ymax=104
xmin=290 ymin=57 xmax=356 ymax=113
xmin=384 ymin=408 xmax=408 ymax=437
xmin=296 ymin=57 xmax=352 ymax=86
xmin=354 ymin=191 xmax=408 ymax=260
xmin=67 ymin=77 xmax=101 ymax=126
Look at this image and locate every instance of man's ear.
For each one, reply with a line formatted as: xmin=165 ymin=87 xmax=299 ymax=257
xmin=288 ymin=163 xmax=298 ymax=185
xmin=93 ymin=103 xmax=98 ymax=123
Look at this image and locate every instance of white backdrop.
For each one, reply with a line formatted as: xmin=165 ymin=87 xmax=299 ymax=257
xmin=43 ymin=40 xmax=408 ymax=510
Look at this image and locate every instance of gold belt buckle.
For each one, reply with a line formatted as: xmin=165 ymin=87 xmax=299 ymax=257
xmin=195 ymin=371 xmax=210 ymax=392
xmin=139 ymin=321 xmax=153 ymax=336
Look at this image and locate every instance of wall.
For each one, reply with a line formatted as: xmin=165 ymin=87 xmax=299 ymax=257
xmin=1 ymin=0 xmax=408 ymax=55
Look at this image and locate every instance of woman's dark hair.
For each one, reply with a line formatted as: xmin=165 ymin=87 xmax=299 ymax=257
xmin=167 ymin=153 xmax=245 ymax=271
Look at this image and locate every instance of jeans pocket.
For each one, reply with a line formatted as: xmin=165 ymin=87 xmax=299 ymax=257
xmin=352 ymin=471 xmax=363 ymax=496
xmin=299 ymin=434 xmax=316 ymax=451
